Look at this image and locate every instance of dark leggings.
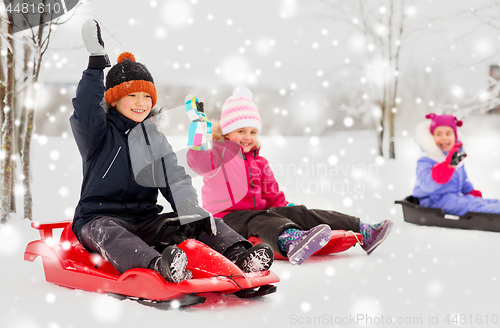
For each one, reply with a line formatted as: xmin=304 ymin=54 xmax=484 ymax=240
xmin=222 ymin=205 xmax=360 ymax=257
xmin=80 ymin=213 xmax=251 ymax=274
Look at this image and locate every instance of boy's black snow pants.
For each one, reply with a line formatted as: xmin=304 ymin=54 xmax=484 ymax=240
xmin=80 ymin=213 xmax=251 ymax=274
xmin=222 ymin=205 xmax=360 ymax=257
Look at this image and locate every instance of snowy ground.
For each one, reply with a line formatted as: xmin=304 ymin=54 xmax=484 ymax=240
xmin=1 ymin=127 xmax=500 ymax=328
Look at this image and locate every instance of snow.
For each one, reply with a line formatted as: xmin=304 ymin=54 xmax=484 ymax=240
xmin=1 ymin=126 xmax=500 ymax=328
xmin=3 ymin=0 xmax=500 ymax=324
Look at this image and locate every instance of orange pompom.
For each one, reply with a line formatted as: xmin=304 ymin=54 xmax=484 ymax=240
xmin=117 ymin=52 xmax=136 ymax=63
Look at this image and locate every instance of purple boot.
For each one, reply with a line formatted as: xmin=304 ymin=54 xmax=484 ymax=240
xmin=360 ymin=220 xmax=393 ymax=255
xmin=280 ymin=224 xmax=331 ymax=265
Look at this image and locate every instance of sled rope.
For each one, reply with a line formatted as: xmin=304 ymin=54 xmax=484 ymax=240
xmin=345 ymin=230 xmax=363 ymax=246
xmin=213 ymin=274 xmax=245 ymax=290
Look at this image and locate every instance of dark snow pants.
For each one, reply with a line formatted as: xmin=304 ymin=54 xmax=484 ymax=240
xmin=80 ymin=213 xmax=251 ymax=274
xmin=222 ymin=205 xmax=360 ymax=257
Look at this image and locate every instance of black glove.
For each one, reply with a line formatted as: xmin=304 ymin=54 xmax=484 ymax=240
xmin=177 ymin=198 xmax=217 ymax=236
xmin=196 ymin=101 xmax=204 ymax=114
xmin=81 ymin=19 xmax=111 ymax=69
xmin=450 ymin=149 xmax=467 ymax=166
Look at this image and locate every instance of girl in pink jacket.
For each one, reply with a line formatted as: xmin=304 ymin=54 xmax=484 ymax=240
xmin=187 ymin=87 xmax=392 ymax=264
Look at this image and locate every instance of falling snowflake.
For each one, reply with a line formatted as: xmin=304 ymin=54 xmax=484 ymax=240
xmin=309 ymin=137 xmax=319 ymax=146
xmin=325 ymin=266 xmax=336 ymax=276
xmin=49 ymin=150 xmax=60 ymax=161
xmin=45 ymin=293 xmax=56 ymax=304
xmin=300 ymin=302 xmax=311 ymax=312
xmin=59 ymin=187 xmax=69 ymax=197
xmin=38 ymin=135 xmax=48 ymax=145
xmin=343 ymin=117 xmax=354 ymax=127
xmin=343 ymin=197 xmax=353 ymax=207
xmin=328 ymin=155 xmax=338 ymax=165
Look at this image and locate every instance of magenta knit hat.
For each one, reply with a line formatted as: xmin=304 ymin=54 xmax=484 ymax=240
xmin=425 ymin=113 xmax=463 ymax=137
xmin=220 ymin=86 xmax=261 ymax=135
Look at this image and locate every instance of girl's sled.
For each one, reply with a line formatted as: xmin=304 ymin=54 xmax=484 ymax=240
xmin=395 ymin=195 xmax=500 ymax=233
xmin=248 ymin=230 xmax=362 ymax=261
xmin=24 ymin=218 xmax=279 ymax=309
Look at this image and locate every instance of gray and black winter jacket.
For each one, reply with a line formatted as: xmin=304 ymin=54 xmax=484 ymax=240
xmin=70 ymin=68 xmax=206 ymax=243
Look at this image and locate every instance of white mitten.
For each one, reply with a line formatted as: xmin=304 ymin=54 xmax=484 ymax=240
xmin=81 ymin=19 xmax=111 ymax=69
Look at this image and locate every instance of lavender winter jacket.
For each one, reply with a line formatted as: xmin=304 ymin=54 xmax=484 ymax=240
xmin=412 ymin=120 xmax=500 ymax=215
xmin=413 ymin=157 xmax=474 ymax=202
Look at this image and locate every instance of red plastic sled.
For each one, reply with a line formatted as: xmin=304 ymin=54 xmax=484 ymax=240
xmin=248 ymin=230 xmax=363 ymax=261
xmin=24 ymin=221 xmax=279 ymax=309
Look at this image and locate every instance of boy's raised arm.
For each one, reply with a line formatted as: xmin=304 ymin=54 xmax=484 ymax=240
xmin=70 ymin=20 xmax=111 ymax=160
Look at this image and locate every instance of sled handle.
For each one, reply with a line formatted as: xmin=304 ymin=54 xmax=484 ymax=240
xmin=31 ymin=221 xmax=72 ymax=240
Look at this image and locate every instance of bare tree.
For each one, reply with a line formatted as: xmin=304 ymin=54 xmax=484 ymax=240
xmin=313 ymin=0 xmax=427 ymax=158
xmin=0 ymin=19 xmax=6 ymax=159
xmin=21 ymin=8 xmax=50 ymax=221
xmin=354 ymin=0 xmax=407 ymax=158
xmin=0 ymin=20 xmax=5 ymax=136
xmin=1 ymin=14 xmax=15 ymax=223
xmin=20 ymin=3 xmax=81 ymax=220
xmin=430 ymin=2 xmax=500 ymax=119
xmin=17 ymin=38 xmax=31 ymax=156
xmin=1 ymin=1 xmax=82 ymax=222
xmin=443 ymin=76 xmax=500 ymax=118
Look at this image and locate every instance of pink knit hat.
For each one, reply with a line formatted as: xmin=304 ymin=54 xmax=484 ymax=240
xmin=425 ymin=113 xmax=463 ymax=138
xmin=220 ymin=87 xmax=261 ymax=135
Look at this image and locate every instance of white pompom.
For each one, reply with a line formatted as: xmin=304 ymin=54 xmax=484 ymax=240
xmin=232 ymin=86 xmax=253 ymax=101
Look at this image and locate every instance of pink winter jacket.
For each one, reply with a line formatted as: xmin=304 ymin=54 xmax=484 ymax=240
xmin=187 ymin=140 xmax=288 ymax=218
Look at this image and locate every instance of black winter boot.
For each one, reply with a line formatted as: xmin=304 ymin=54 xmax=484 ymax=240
xmin=232 ymin=243 xmax=274 ymax=273
xmin=149 ymin=246 xmax=192 ymax=283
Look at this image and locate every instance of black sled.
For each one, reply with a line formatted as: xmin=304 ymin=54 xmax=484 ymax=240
xmin=395 ymin=196 xmax=500 ymax=233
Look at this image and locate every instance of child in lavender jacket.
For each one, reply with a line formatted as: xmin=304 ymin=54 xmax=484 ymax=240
xmin=412 ymin=113 xmax=500 ymax=215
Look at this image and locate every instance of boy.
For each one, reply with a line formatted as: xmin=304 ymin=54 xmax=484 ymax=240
xmin=70 ymin=20 xmax=273 ymax=283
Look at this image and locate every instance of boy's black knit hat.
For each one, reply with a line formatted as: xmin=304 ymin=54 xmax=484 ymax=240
xmin=104 ymin=52 xmax=157 ymax=107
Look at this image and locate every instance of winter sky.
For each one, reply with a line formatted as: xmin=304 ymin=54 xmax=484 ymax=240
xmin=37 ymin=0 xmax=500 ymax=97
